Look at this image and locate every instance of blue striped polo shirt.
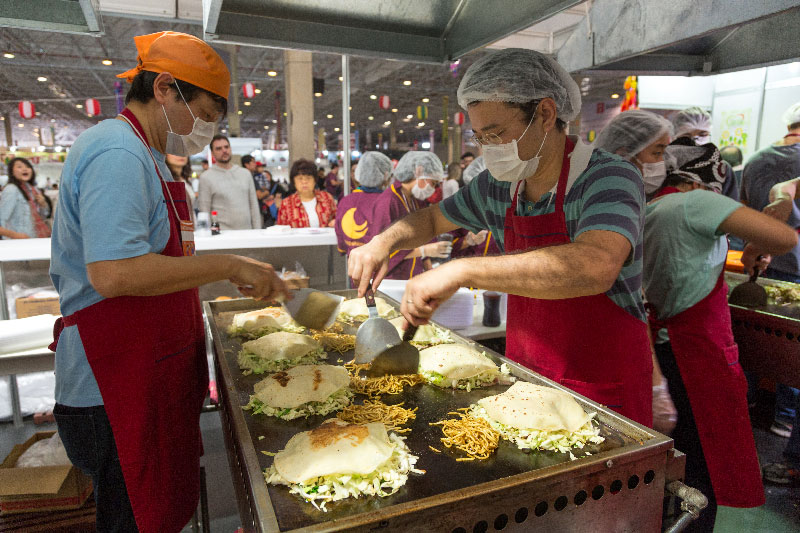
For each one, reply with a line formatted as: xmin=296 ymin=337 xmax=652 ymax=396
xmin=439 ymin=145 xmax=646 ymax=322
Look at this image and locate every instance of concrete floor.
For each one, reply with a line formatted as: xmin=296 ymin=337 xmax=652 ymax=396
xmin=1 ymin=393 xmax=797 ymax=532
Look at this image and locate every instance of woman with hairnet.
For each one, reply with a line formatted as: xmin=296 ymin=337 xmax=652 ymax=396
xmin=595 ymin=110 xmax=672 ymax=199
xmin=671 ymin=106 xmax=739 ymax=201
xmin=334 ymin=151 xmax=392 ymax=266
xmin=598 ymin=112 xmax=797 ymax=529
xmin=349 ymin=48 xmax=653 ymax=426
xmin=367 ymin=151 xmax=451 ymax=280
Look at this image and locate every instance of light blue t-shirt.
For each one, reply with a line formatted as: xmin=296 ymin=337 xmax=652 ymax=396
xmin=49 ymin=119 xmax=172 ymax=407
xmin=643 ymin=189 xmax=742 ymax=322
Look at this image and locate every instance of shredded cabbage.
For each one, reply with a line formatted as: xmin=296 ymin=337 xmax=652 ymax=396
xmin=764 ymin=283 xmax=800 ymax=304
xmin=409 ymin=325 xmax=454 ymax=348
xmin=237 ymin=347 xmax=327 ymax=375
xmin=469 ymin=405 xmax=604 ymax=456
xmin=265 ymin=432 xmax=422 ymax=511
xmin=244 ymin=388 xmax=353 ymax=420
xmin=337 ymin=309 xmax=400 ymax=324
xmin=227 ymin=322 xmax=306 ymax=340
xmin=420 ymin=360 xmax=513 ymax=391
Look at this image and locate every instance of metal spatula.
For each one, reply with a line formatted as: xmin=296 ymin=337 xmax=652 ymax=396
xmin=729 ymin=259 xmax=768 ymax=308
xmin=354 ymin=284 xmax=401 ymax=365
xmin=366 ymin=323 xmax=420 ymax=378
xmin=281 ymin=288 xmax=344 ymax=331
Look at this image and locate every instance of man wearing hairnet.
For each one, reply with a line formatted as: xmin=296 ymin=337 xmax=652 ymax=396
xmin=335 ymin=152 xmax=392 ymax=267
xmin=366 ymin=151 xmax=452 ymax=280
xmin=349 ymin=48 xmax=653 ymax=425
xmin=741 ymin=101 xmax=800 ymax=452
xmin=670 ymin=106 xmax=739 ymax=201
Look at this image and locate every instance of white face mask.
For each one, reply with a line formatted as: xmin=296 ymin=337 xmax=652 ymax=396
xmin=635 ymin=158 xmax=667 ymax=194
xmin=411 ymin=181 xmax=435 ymax=201
xmin=483 ymin=114 xmax=548 ymax=183
xmin=162 ymin=83 xmax=216 ymax=156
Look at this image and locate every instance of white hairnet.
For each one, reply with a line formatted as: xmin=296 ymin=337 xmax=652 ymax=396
xmin=782 ymin=101 xmax=800 ymax=126
xmin=595 ymin=110 xmax=673 ymax=159
xmin=393 ymin=151 xmax=444 ymax=183
xmin=456 ymin=48 xmax=581 ymax=121
xmin=462 ymin=156 xmax=486 ymax=186
xmin=671 ymin=107 xmax=711 ymax=138
xmin=354 ymin=151 xmax=392 ymax=188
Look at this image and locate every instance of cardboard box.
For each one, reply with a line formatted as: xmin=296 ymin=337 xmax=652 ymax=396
xmin=0 ymin=432 xmax=92 ymax=514
xmin=15 ymin=297 xmax=61 ymax=319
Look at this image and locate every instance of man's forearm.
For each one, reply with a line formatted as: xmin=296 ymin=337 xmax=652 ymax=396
xmin=375 ymin=206 xmax=447 ymax=252
xmin=448 ymin=241 xmax=622 ymax=299
xmin=88 ymin=253 xmax=236 ymax=298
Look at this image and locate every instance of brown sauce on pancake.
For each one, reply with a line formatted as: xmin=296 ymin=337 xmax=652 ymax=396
xmin=310 ymin=422 xmax=369 ymax=449
xmin=271 ymin=371 xmax=291 ymax=387
xmin=312 ymin=369 xmax=322 ymax=391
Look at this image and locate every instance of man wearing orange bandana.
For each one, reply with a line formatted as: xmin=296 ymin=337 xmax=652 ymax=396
xmin=48 ymin=32 xmax=290 ymax=532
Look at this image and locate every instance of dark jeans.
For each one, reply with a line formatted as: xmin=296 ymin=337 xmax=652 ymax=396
xmin=54 ymin=404 xmax=138 ymax=533
xmin=656 ymin=342 xmax=717 ymax=533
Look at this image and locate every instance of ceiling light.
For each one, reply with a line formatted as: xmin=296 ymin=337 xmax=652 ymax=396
xmin=221 ymin=128 xmax=227 ymax=132
xmin=610 ymin=93 xmax=620 ymax=99
xmin=368 ymin=116 xmax=374 ymax=120
xmin=272 ymin=119 xmax=277 ymax=123
xmin=264 ymin=125 xmax=269 ymax=129
xmin=76 ymin=104 xmax=83 ymax=108
xmin=102 ymin=59 xmax=112 ymax=65
xmin=283 ymin=112 xmax=287 ymax=116
xmin=50 ymin=118 xmax=56 ymax=123
xmin=384 ymin=121 xmax=391 ymax=126
xmin=348 ymin=106 xmax=352 ymax=110
xmin=18 ymin=123 xmax=23 ymax=128
xmin=238 ymin=110 xmax=243 ymax=114
xmin=37 ymin=76 xmax=47 ymax=82
xmin=327 ymin=114 xmax=333 ymax=119
xmin=243 ymin=101 xmax=251 ymax=106
xmin=439 ymin=119 xmax=443 ymax=123
xmin=255 ymin=88 xmax=261 ymax=94
xmin=313 ymin=120 xmax=318 ymax=125
xmin=267 ymin=70 xmax=277 ymax=77
xmin=418 ymin=122 xmax=425 ymax=127
xmin=403 ymin=80 xmax=411 ymax=86
xmin=399 ymin=129 xmax=404 ymax=134
xmin=422 ymin=97 xmax=429 ymax=103
xmin=314 ymin=92 xmax=322 ymax=97
xmin=338 ymin=76 xmax=343 ymax=82
xmin=406 ymin=114 xmax=412 ymax=119
xmin=347 ymin=122 xmax=353 ymax=127
xmin=334 ymin=127 xmax=340 ymax=132
xmin=3 ymin=53 xmax=15 ymax=59
xmin=391 ymin=108 xmax=398 ymax=113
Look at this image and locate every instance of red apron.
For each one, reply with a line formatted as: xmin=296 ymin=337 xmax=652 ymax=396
xmin=648 ymin=271 xmax=764 ymax=507
xmin=49 ymin=109 xmax=207 ymax=532
xmin=503 ymin=137 xmax=652 ymax=426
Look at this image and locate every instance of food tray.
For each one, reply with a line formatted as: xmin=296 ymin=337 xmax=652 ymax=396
xmin=204 ymin=291 xmax=676 ymax=532
xmin=725 ymin=272 xmax=800 ymax=388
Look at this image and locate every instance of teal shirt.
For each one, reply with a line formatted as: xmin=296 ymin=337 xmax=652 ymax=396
xmin=643 ymin=190 xmax=741 ymax=321
xmin=440 ymin=144 xmax=647 ymax=322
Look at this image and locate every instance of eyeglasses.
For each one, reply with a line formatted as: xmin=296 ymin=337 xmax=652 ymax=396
xmin=468 ymin=132 xmax=505 ymax=146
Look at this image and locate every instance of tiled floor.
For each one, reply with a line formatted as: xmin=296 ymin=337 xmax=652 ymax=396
xmin=2 ymin=396 xmax=798 ymax=532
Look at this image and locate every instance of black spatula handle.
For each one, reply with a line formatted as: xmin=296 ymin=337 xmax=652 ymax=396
xmin=402 ymin=324 xmax=418 ymax=342
xmin=365 ymin=281 xmax=376 ymax=308
xmin=750 ymin=255 xmax=764 ymax=283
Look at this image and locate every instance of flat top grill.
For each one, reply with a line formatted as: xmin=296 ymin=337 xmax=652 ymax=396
xmin=205 ymin=292 xmax=672 ymax=532
xmin=726 ymin=271 xmax=800 ymax=320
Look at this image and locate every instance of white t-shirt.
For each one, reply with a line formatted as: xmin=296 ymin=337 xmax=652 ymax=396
xmin=302 ymin=198 xmax=320 ymax=227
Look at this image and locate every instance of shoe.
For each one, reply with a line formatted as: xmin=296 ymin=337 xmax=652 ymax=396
xmin=770 ymin=421 xmax=793 ymax=438
xmin=763 ymin=462 xmax=800 ymax=486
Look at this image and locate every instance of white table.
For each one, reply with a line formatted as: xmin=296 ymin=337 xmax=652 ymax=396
xmin=0 ymin=228 xmax=340 ymax=320
xmin=0 ymin=347 xmax=54 ymax=427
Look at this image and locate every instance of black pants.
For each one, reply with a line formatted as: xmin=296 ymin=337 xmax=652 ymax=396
xmin=54 ymin=404 xmax=138 ymax=533
xmin=655 ymin=342 xmax=717 ymax=532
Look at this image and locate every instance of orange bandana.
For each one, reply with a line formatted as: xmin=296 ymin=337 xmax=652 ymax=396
xmin=117 ymin=31 xmax=230 ymax=99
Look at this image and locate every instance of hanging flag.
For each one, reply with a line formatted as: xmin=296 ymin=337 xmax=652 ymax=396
xmin=85 ymin=98 xmax=101 ymax=117
xmin=378 ymin=95 xmax=390 ymax=110
xmin=442 ymin=95 xmax=449 ymax=143
xmin=416 ymin=105 xmax=428 ymax=120
xmin=18 ymin=101 xmax=35 ymax=119
xmin=454 ymin=111 xmax=465 ymax=125
xmin=114 ymin=81 xmax=124 ymax=114
xmin=242 ymin=82 xmax=256 ymax=99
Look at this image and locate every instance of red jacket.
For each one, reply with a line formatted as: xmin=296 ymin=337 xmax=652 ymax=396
xmin=276 ymin=190 xmax=337 ymax=228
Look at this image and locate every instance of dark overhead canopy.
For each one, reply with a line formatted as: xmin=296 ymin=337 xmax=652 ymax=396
xmin=557 ymin=0 xmax=800 ymax=75
xmin=0 ymin=0 xmax=104 ymax=36
xmin=203 ymin=0 xmax=583 ymax=63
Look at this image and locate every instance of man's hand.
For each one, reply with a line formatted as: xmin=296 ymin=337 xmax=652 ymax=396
xmin=464 ymin=230 xmax=488 ymax=247
xmin=421 ymin=241 xmax=452 ymax=259
xmin=347 ymin=239 xmax=391 ymax=296
xmin=401 ymin=261 xmax=463 ymax=325
xmin=229 ymin=256 xmax=291 ymax=301
xmin=741 ymin=243 xmax=771 ymax=276
xmin=763 ymin=198 xmax=793 ymax=222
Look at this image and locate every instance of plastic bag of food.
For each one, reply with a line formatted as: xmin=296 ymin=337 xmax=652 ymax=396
xmin=15 ymin=432 xmax=71 ymax=468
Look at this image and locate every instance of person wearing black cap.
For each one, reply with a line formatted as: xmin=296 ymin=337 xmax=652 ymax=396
xmin=644 ymin=140 xmax=797 ymax=531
